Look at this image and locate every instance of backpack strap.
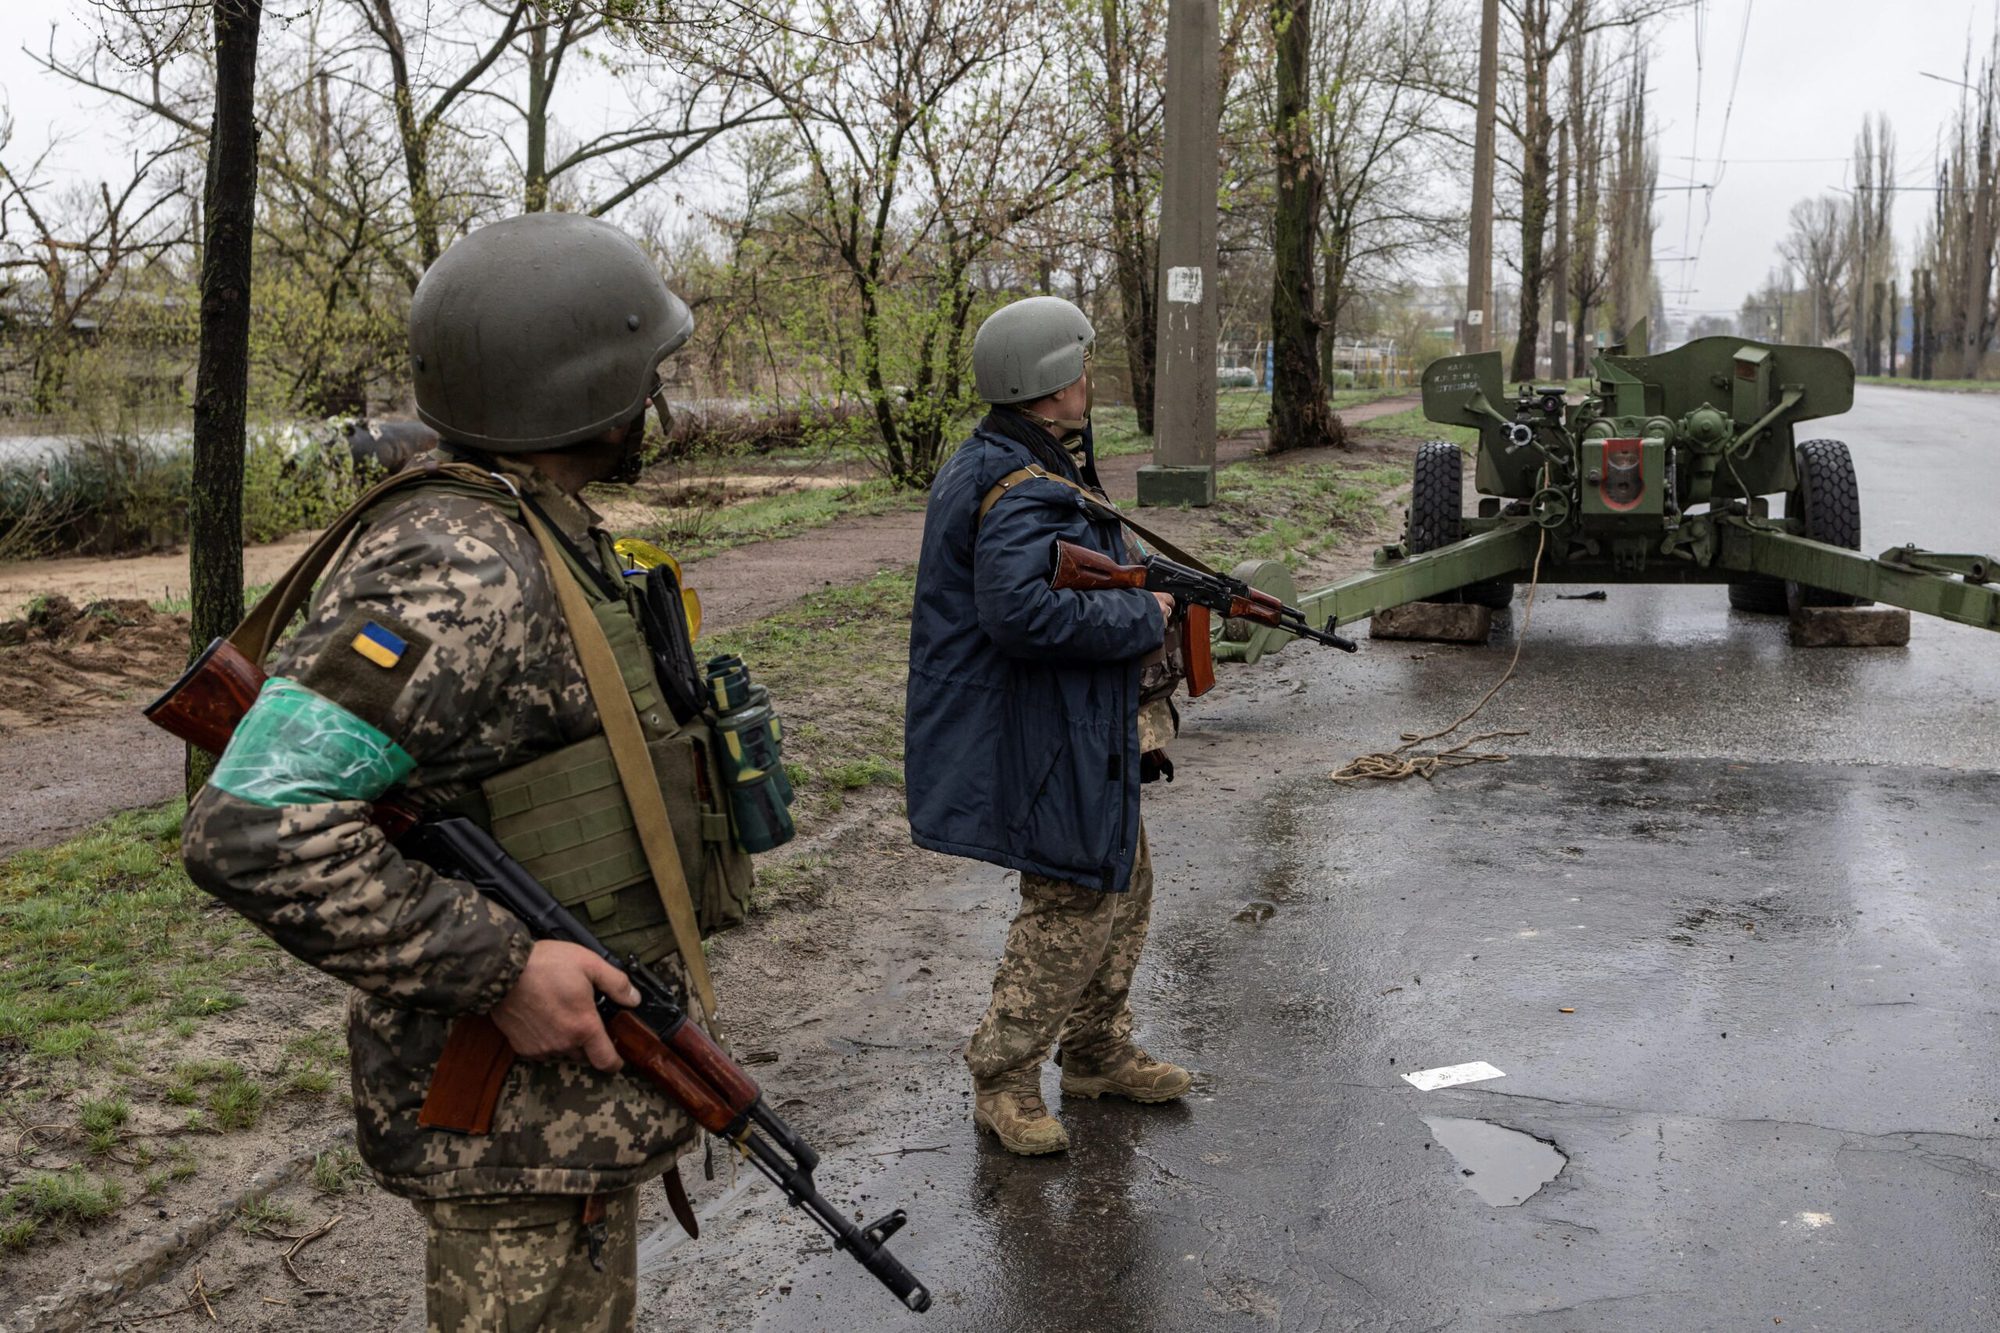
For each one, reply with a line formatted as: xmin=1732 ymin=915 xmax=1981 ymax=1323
xmin=975 ymin=463 xmax=1219 ymax=575
xmin=511 ymin=501 xmax=718 ymax=1021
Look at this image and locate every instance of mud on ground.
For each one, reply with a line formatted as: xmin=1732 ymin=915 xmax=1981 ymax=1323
xmin=0 ymin=424 xmax=1424 ymax=1331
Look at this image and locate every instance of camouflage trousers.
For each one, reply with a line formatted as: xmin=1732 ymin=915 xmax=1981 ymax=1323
xmin=419 ymin=1188 xmax=638 ymax=1333
xmin=966 ymin=824 xmax=1154 ymax=1083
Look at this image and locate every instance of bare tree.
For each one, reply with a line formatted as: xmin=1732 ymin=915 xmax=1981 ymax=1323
xmin=1780 ymin=196 xmax=1850 ymax=346
xmin=1848 ymin=114 xmax=1896 ymax=374
xmin=0 ymin=118 xmax=188 ymax=412
xmin=735 ymin=0 xmax=1086 ymax=485
xmin=1313 ymin=0 xmax=1459 ymax=369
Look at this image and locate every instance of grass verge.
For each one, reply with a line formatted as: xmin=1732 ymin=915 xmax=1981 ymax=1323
xmin=1857 ymin=375 xmax=2000 ymax=394
xmin=0 ymin=802 xmax=346 ymax=1250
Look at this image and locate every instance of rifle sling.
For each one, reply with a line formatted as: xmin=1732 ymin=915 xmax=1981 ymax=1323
xmin=513 ymin=500 xmax=718 ymax=1022
xmin=976 ymin=464 xmax=1218 ymax=575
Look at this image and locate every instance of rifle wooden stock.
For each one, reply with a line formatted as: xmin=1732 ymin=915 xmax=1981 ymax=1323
xmin=1051 ymin=541 xmax=1147 ymax=591
xmin=145 ymin=637 xmax=266 ymax=755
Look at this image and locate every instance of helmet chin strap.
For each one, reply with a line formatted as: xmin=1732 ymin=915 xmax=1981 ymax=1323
xmin=1020 ymin=366 xmax=1094 ymax=441
xmin=1020 ymin=408 xmax=1090 ymax=439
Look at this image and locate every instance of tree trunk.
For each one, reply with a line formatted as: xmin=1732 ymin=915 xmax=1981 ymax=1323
xmin=1887 ymin=277 xmax=1899 ymax=376
xmin=187 ymin=0 xmax=264 ymax=796
xmin=524 ymin=20 xmax=550 ymax=211
xmin=1921 ymin=266 xmax=1936 ymax=380
xmin=1510 ymin=28 xmax=1552 ymax=383
xmin=1100 ymin=0 xmax=1157 ymax=435
xmin=1268 ymin=0 xmax=1340 ymax=452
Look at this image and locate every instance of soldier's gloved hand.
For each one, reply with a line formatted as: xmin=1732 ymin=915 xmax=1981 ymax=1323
xmin=490 ymin=940 xmax=642 ymax=1072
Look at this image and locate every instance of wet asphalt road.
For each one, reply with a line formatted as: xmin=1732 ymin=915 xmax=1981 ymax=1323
xmin=668 ymin=386 xmax=2000 ymax=1333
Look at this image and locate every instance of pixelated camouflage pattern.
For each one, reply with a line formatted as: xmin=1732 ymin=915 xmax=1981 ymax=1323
xmin=965 ymin=823 xmax=1155 ymax=1081
xmin=420 ymin=1187 xmax=637 ymax=1333
xmin=182 ymin=453 xmax=697 ymax=1200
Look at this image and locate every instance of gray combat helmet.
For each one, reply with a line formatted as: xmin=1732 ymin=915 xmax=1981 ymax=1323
xmin=409 ymin=213 xmax=694 ymax=452
xmin=973 ymin=296 xmax=1094 ymax=404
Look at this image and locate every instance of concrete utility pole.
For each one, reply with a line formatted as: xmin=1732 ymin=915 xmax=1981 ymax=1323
xmin=1138 ymin=0 xmax=1220 ymax=508
xmin=1465 ymin=0 xmax=1500 ymax=355
xmin=1552 ymin=120 xmax=1570 ymax=381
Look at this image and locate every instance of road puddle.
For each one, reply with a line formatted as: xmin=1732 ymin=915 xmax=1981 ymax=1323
xmin=1423 ymin=1117 xmax=1566 ymax=1206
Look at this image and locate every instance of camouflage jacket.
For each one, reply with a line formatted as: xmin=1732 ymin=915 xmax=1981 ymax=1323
xmin=182 ymin=453 xmax=697 ymax=1200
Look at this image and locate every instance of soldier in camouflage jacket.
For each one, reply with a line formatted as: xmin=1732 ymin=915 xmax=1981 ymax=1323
xmin=183 ymin=214 xmax=702 ymax=1333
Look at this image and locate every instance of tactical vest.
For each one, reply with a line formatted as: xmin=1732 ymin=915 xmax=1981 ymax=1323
xmin=419 ymin=482 xmax=755 ymax=963
xmin=233 ymin=460 xmax=750 ymax=1016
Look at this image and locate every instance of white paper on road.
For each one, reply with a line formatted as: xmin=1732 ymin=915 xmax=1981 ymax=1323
xmin=1401 ymin=1061 xmax=1505 ymax=1091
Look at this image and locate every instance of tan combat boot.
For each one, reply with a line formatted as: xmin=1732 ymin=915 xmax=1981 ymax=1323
xmin=1057 ymin=1046 xmax=1192 ymax=1104
xmin=972 ymin=1076 xmax=1070 ymax=1156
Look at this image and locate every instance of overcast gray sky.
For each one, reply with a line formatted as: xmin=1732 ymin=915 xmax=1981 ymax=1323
xmin=2 ymin=0 xmax=1996 ymax=323
xmin=1647 ymin=0 xmax=1998 ymax=322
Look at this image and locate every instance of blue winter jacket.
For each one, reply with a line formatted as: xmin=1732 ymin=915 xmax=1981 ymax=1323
xmin=904 ymin=414 xmax=1163 ymax=892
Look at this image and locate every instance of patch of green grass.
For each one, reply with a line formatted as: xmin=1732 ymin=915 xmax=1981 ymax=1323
xmin=165 ymin=1058 xmax=266 ymax=1131
xmin=1857 ymin=375 xmax=2000 ymax=393
xmin=702 ymin=570 xmax=914 ymax=822
xmin=311 ymin=1146 xmax=368 ymax=1196
xmin=77 ymin=1095 xmax=129 ymax=1156
xmin=236 ymin=1195 xmax=302 ymax=1236
xmin=0 ymin=802 xmax=261 ymax=1072
xmin=166 ymin=1144 xmax=198 ymax=1181
xmin=1360 ymin=406 xmax=1477 ymax=448
xmin=0 ymin=1168 xmax=123 ymax=1249
xmin=821 ymin=756 xmax=903 ymax=791
xmin=1205 ymin=460 xmax=1404 ymax=568
xmin=279 ymin=1029 xmax=344 ymax=1097
xmin=609 ymin=474 xmax=922 ymax=563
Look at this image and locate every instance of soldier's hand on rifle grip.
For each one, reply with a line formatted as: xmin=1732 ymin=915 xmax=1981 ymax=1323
xmin=1154 ymin=592 xmax=1175 ymax=625
xmin=491 ymin=941 xmax=641 ymax=1073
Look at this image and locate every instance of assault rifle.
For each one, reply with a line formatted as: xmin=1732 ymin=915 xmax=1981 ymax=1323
xmin=1050 ymin=540 xmax=1357 ymax=695
xmin=144 ymin=639 xmax=933 ymax=1315
xmin=403 ymin=818 xmax=933 ymax=1314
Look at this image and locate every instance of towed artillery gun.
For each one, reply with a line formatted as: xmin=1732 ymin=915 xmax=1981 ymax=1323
xmin=1215 ymin=333 xmax=2000 ymax=662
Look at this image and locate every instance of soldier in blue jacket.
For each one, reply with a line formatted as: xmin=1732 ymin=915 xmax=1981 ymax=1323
xmin=905 ymin=296 xmax=1193 ymax=1155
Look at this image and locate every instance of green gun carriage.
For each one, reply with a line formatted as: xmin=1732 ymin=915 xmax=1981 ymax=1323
xmin=1215 ymin=334 xmax=2000 ymax=663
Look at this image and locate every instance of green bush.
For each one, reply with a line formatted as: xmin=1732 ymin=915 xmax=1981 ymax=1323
xmin=0 ymin=423 xmax=377 ymax=557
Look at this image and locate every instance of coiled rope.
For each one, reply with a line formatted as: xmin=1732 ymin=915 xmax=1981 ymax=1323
xmin=1330 ymin=516 xmax=1551 ymax=784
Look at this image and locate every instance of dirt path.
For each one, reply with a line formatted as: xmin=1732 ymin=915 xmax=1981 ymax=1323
xmin=0 ymin=397 xmax=1420 ymax=853
xmin=683 ymin=395 xmax=1418 ymax=633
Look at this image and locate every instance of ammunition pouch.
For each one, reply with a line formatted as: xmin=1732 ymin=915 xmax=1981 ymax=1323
xmin=470 ymin=723 xmax=753 ymax=956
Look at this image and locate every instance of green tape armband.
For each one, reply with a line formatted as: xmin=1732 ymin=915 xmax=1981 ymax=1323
xmin=211 ymin=677 xmax=416 ymax=807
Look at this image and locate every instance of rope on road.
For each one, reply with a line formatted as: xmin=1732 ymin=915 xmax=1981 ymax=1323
xmin=1330 ymin=518 xmax=1550 ymax=785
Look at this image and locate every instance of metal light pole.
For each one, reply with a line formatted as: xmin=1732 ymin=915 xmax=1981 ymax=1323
xmin=1465 ymin=0 xmax=1500 ymax=355
xmin=1137 ymin=0 xmax=1220 ymax=509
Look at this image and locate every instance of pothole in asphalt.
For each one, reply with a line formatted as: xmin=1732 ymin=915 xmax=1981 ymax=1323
xmin=1423 ymin=1117 xmax=1567 ymax=1206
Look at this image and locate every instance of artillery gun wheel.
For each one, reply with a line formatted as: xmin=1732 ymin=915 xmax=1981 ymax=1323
xmin=1409 ymin=441 xmax=1513 ymax=609
xmin=1785 ymin=438 xmax=1866 ymax=612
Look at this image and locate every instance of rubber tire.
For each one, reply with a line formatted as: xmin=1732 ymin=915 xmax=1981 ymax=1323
xmin=1408 ymin=440 xmax=1512 ymax=608
xmin=1785 ymin=438 xmax=1865 ymax=611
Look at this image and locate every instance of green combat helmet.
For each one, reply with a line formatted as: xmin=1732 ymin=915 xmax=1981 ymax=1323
xmin=973 ymin=295 xmax=1094 ymax=405
xmin=409 ymin=212 xmax=694 ymax=452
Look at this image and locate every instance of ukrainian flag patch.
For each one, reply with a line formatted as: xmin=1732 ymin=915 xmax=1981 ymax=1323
xmin=350 ymin=621 xmax=408 ymax=669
